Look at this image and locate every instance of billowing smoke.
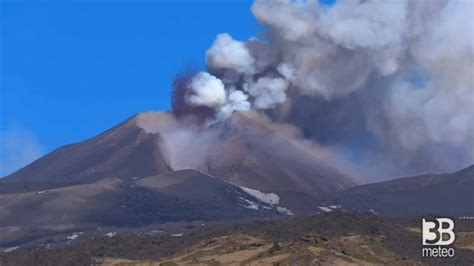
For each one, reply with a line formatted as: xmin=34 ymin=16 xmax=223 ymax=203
xmin=245 ymin=77 xmax=288 ymax=109
xmin=186 ymin=72 xmax=226 ymax=108
xmin=206 ymin=33 xmax=257 ymax=75
xmin=172 ymin=0 xmax=474 ymax=181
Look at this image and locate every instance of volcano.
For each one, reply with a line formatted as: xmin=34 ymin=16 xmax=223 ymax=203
xmin=0 ymin=111 xmax=357 ymax=246
xmin=2 ymin=111 xmax=356 ymax=197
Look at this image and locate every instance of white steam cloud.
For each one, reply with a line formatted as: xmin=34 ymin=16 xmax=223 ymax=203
xmin=218 ymin=89 xmax=251 ymax=121
xmin=206 ymin=33 xmax=257 ymax=75
xmin=186 ymin=72 xmax=226 ymax=108
xmin=179 ymin=0 xmax=473 ymax=180
xmin=245 ymin=77 xmax=288 ymax=109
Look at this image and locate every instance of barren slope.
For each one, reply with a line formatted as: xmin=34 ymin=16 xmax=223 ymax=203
xmin=1 ymin=115 xmax=171 ymax=193
xmin=331 ymin=165 xmax=474 ymax=216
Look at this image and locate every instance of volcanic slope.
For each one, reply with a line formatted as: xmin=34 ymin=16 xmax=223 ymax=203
xmin=0 ymin=169 xmax=286 ymax=247
xmin=331 ymin=165 xmax=474 ymax=216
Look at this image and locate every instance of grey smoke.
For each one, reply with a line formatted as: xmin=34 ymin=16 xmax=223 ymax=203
xmin=179 ymin=0 xmax=474 ymax=181
xmin=245 ymin=77 xmax=288 ymax=109
xmin=136 ymin=112 xmax=220 ymax=170
xmin=217 ymin=89 xmax=251 ymax=121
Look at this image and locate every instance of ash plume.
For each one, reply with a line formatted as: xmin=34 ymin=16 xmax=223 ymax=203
xmin=171 ymin=0 xmax=474 ymax=181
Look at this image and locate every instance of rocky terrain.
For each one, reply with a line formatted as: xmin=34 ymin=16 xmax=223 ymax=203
xmin=1 ymin=212 xmax=473 ymax=265
xmin=0 ymin=169 xmax=294 ymax=247
xmin=331 ymin=165 xmax=474 ymax=216
xmin=1 ymin=111 xmax=473 ymax=265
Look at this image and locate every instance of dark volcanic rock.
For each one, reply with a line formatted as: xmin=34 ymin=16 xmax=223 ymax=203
xmin=331 ymin=165 xmax=474 ymax=216
xmin=1 ymin=115 xmax=170 ymax=193
xmin=1 ymin=212 xmax=472 ymax=266
xmin=0 ymin=170 xmax=281 ymax=247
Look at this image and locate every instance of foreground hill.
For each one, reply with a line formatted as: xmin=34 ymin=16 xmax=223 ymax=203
xmin=1 ymin=212 xmax=473 ymax=265
xmin=331 ymin=165 xmax=474 ymax=216
xmin=0 ymin=170 xmax=290 ymax=247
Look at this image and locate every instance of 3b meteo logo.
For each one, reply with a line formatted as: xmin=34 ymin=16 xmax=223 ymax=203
xmin=422 ymin=218 xmax=455 ymax=258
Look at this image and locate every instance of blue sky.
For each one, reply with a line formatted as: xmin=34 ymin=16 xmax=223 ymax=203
xmin=0 ymin=0 xmax=334 ymax=176
xmin=1 ymin=0 xmax=262 ymax=176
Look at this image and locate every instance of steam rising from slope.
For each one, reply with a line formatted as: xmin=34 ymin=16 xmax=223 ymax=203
xmin=172 ymin=0 xmax=473 ymax=181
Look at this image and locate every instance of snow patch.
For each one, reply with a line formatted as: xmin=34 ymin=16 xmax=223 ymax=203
xmin=66 ymin=232 xmax=83 ymax=240
xmin=239 ymin=186 xmax=293 ymax=215
xmin=277 ymin=207 xmax=294 ymax=216
xmin=3 ymin=246 xmax=20 ymax=253
xmin=105 ymin=232 xmax=117 ymax=238
xmin=171 ymin=233 xmax=183 ymax=237
xmin=240 ymin=186 xmax=279 ymax=205
xmin=237 ymin=196 xmax=260 ymax=210
xmin=368 ymin=209 xmax=379 ymax=215
xmin=143 ymin=229 xmax=163 ymax=236
xmin=318 ymin=206 xmax=333 ymax=212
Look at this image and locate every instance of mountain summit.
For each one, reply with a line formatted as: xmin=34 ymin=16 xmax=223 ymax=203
xmin=0 ymin=111 xmax=358 ymax=245
xmin=3 ymin=111 xmax=356 ymax=199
